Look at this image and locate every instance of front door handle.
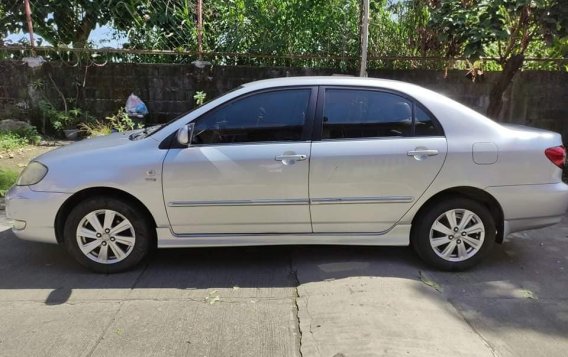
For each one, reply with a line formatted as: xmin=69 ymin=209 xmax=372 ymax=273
xmin=275 ymin=154 xmax=308 ymax=162
xmin=407 ymin=149 xmax=439 ymax=157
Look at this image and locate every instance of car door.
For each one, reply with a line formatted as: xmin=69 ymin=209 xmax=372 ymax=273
xmin=309 ymin=87 xmax=447 ymax=233
xmin=162 ymin=87 xmax=317 ymax=235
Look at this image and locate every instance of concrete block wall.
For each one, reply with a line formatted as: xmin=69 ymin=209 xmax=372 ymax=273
xmin=0 ymin=60 xmax=567 ymax=140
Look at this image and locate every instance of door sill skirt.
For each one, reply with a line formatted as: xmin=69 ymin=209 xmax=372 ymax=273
xmin=156 ymin=225 xmax=410 ymax=248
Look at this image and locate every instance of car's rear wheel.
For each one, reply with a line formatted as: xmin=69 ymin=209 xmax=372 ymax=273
xmin=63 ymin=196 xmax=152 ymax=273
xmin=411 ymin=198 xmax=495 ymax=270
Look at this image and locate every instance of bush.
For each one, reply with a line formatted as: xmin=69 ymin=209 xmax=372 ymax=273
xmin=39 ymin=100 xmax=92 ymax=134
xmin=14 ymin=127 xmax=41 ymax=145
xmin=0 ymin=168 xmax=19 ymax=196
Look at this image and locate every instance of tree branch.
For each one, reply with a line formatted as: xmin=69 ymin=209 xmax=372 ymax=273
xmin=48 ymin=72 xmax=67 ymax=114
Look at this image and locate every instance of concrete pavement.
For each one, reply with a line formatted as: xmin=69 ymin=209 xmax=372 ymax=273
xmin=0 ymin=214 xmax=567 ymax=357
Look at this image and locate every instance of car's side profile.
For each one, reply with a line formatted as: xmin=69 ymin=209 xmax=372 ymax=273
xmin=6 ymin=76 xmax=568 ymax=273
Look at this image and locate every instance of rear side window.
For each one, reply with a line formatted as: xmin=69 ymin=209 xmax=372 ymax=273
xmin=414 ymin=105 xmax=441 ymax=137
xmin=193 ymin=89 xmax=311 ymax=145
xmin=322 ymin=89 xmax=443 ymax=139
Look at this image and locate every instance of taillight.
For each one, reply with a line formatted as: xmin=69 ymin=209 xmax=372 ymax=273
xmin=545 ymin=146 xmax=566 ymax=168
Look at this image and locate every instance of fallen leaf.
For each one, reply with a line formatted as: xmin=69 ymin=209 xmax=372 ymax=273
xmin=204 ymin=290 xmax=221 ymax=304
xmin=419 ymin=270 xmax=442 ymax=293
xmin=205 ymin=295 xmax=220 ymax=304
xmin=519 ymin=289 xmax=538 ymax=300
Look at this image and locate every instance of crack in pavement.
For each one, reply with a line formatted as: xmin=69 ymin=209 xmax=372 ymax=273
xmin=445 ymin=296 xmax=501 ymax=357
xmin=84 ymin=262 xmax=149 ymax=357
xmin=423 ymin=271 xmax=501 ymax=357
xmin=302 ymin=295 xmax=324 ymax=357
xmin=0 ymin=296 xmax=296 ymax=304
xmin=289 ymin=251 xmax=304 ymax=357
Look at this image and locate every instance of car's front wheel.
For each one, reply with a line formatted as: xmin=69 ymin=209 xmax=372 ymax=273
xmin=411 ymin=198 xmax=495 ymax=271
xmin=63 ymin=196 xmax=153 ymax=273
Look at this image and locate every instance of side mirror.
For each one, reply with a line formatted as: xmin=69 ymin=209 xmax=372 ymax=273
xmin=176 ymin=123 xmax=195 ymax=147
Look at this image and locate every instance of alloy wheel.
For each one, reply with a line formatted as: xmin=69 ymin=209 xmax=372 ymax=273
xmin=429 ymin=208 xmax=485 ymax=262
xmin=76 ymin=209 xmax=136 ymax=264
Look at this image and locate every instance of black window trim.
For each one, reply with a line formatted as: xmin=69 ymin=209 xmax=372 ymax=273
xmin=165 ymin=85 xmax=319 ymax=148
xmin=313 ymin=85 xmax=445 ymax=142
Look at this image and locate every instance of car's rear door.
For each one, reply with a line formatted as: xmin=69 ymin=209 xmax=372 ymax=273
xmin=162 ymin=86 xmax=317 ymax=234
xmin=309 ymin=87 xmax=447 ymax=233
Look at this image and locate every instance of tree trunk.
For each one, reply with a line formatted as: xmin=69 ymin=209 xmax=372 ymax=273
xmin=486 ymin=54 xmax=525 ymax=119
xmin=73 ymin=11 xmax=97 ymax=49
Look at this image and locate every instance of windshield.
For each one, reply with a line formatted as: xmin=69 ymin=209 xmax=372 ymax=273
xmin=129 ymin=86 xmax=244 ymax=141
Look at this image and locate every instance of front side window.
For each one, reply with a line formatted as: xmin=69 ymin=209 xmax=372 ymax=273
xmin=322 ymin=89 xmax=443 ymax=139
xmin=193 ymin=89 xmax=311 ymax=145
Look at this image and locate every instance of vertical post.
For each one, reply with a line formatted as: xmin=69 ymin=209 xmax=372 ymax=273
xmin=359 ymin=0 xmax=369 ymax=77
xmin=24 ymin=0 xmax=36 ymax=55
xmin=197 ymin=0 xmax=203 ymax=59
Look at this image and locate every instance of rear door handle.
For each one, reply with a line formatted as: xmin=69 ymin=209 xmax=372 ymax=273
xmin=275 ymin=154 xmax=308 ymax=161
xmin=407 ymin=149 xmax=439 ymax=157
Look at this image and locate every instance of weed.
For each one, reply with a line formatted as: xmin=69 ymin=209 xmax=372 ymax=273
xmin=0 ymin=168 xmax=19 ymax=196
xmin=105 ymin=107 xmax=143 ymax=132
xmin=79 ymin=121 xmax=113 ymax=137
xmin=194 ymin=91 xmax=207 ymax=106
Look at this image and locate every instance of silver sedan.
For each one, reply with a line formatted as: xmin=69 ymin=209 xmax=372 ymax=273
xmin=6 ymin=77 xmax=568 ymax=273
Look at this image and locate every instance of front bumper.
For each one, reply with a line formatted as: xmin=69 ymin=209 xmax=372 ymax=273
xmin=5 ymin=185 xmax=71 ymax=244
xmin=486 ymin=182 xmax=568 ymax=235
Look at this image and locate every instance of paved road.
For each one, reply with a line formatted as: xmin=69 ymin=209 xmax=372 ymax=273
xmin=0 ymin=215 xmax=567 ymax=357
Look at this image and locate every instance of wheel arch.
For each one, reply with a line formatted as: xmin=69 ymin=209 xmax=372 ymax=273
xmin=54 ymin=187 xmax=158 ymax=245
xmin=411 ymin=186 xmax=505 ymax=243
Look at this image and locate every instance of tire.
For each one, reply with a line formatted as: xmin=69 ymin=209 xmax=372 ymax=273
xmin=63 ymin=196 xmax=153 ymax=273
xmin=411 ymin=197 xmax=495 ymax=271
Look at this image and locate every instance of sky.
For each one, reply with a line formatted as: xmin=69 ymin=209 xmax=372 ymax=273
xmin=5 ymin=25 xmax=127 ymax=48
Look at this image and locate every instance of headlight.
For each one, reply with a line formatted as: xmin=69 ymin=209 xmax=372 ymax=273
xmin=17 ymin=161 xmax=48 ymax=186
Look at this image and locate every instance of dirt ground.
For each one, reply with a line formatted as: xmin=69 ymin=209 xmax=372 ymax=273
xmin=0 ymin=143 xmax=62 ymax=172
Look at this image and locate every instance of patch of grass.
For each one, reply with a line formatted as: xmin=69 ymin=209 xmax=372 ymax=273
xmin=0 ymin=132 xmax=28 ymax=151
xmin=0 ymin=127 xmax=42 ymax=152
xmin=0 ymin=168 xmax=19 ymax=196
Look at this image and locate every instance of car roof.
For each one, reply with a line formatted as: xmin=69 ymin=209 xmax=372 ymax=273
xmin=242 ymin=76 xmax=423 ymax=92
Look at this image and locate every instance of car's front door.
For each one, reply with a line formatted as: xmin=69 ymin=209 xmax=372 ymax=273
xmin=162 ymin=87 xmax=316 ymax=235
xmin=309 ymin=87 xmax=447 ymax=233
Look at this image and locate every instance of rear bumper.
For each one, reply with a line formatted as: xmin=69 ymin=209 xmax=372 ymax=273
xmin=4 ymin=185 xmax=70 ymax=244
xmin=486 ymin=182 xmax=568 ymax=235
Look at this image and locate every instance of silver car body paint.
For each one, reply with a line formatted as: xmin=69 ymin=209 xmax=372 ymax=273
xmin=5 ymin=76 xmax=568 ymax=247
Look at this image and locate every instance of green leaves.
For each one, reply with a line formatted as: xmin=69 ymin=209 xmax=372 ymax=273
xmin=427 ymin=0 xmax=566 ymax=62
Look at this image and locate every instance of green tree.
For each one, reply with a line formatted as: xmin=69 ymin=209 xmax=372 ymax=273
xmin=368 ymin=0 xmax=441 ymax=69
xmin=114 ymin=0 xmax=362 ymax=67
xmin=426 ymin=0 xmax=568 ymax=118
xmin=0 ymin=0 xmax=119 ymax=48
